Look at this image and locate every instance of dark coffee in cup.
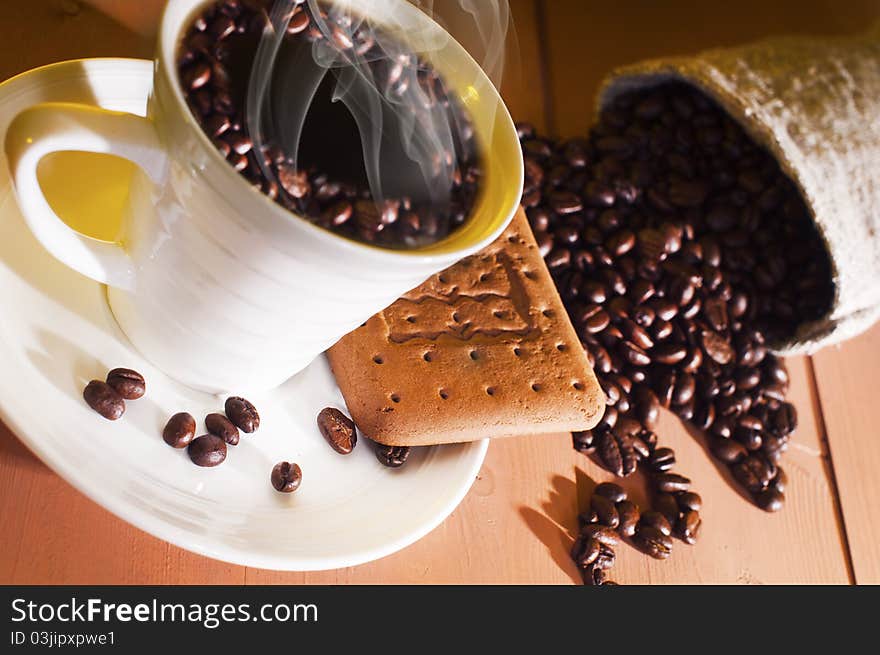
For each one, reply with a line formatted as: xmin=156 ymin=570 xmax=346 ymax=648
xmin=177 ymin=0 xmax=483 ymax=248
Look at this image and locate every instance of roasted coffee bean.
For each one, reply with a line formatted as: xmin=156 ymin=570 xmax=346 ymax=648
xmin=596 ymin=429 xmax=638 ymax=477
xmin=571 ymin=536 xmax=601 ymax=568
xmin=317 ymin=407 xmax=357 ymax=454
xmin=591 ymin=493 xmax=620 ymax=529
xmin=225 ymin=396 xmax=260 ymax=433
xmin=640 ymin=510 xmax=672 ymax=536
xmin=573 ymin=430 xmax=595 ymax=453
xmin=672 ymin=373 xmax=696 ymax=406
xmin=593 ymin=482 xmax=627 ymax=504
xmin=83 ymin=380 xmax=125 ymax=420
xmin=616 ymin=500 xmax=640 ymax=537
xmin=677 ymin=491 xmax=702 ymax=512
xmin=655 ymin=472 xmax=691 ymax=493
xmin=205 ymin=412 xmax=240 ymax=446
xmin=633 ymin=385 xmax=660 ymax=429
xmin=701 ymin=330 xmax=735 ymax=364
xmin=163 ymin=412 xmax=196 ymax=448
xmin=105 ymin=368 xmax=146 ymax=400
xmin=187 ymin=434 xmax=227 ymax=467
xmin=271 ymin=461 xmax=302 ymax=493
xmin=583 ymin=564 xmax=607 ymax=586
xmin=594 ymin=544 xmax=616 ymax=570
xmin=620 ymin=341 xmax=651 ymax=366
xmin=632 ymin=525 xmax=673 ymax=560
xmin=374 ymin=442 xmax=411 ymax=468
xmin=649 ymin=447 xmax=676 ymax=472
xmin=653 ymin=343 xmax=687 ymax=364
xmin=581 ymin=523 xmax=620 ymax=547
xmin=771 ymin=402 xmax=798 ymax=436
xmin=676 ymin=509 xmax=702 ymax=545
xmin=732 ymin=456 xmax=770 ymax=492
xmin=755 ymin=487 xmax=785 ymax=512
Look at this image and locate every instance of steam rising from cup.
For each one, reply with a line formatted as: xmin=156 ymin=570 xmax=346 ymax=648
xmin=245 ymin=0 xmax=510 ymax=213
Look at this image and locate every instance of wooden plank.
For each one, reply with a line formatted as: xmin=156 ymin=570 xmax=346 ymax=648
xmin=0 ymin=423 xmax=247 ymax=584
xmin=574 ymin=357 xmax=849 ymax=584
xmin=811 ymin=323 xmax=880 ymax=584
xmin=540 ymin=0 xmax=880 ymax=138
xmin=540 ymin=0 xmax=866 ymax=583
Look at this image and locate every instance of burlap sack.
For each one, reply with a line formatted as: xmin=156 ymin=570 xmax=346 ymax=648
xmin=597 ymin=24 xmax=880 ymax=355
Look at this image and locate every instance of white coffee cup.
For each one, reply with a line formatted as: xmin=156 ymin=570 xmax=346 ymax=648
xmin=3 ymin=0 xmax=523 ymax=393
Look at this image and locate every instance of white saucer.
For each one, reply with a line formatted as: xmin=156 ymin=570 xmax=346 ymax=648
xmin=0 ymin=59 xmax=488 ymax=571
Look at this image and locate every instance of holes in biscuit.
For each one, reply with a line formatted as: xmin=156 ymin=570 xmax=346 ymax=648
xmin=507 ymin=234 xmax=518 ymax=243
xmin=531 ymin=382 xmax=542 ymax=392
xmin=542 ymin=309 xmax=555 ymax=318
xmin=523 ymin=270 xmax=537 ymax=280
xmin=513 ymin=347 xmax=522 ymax=357
xmin=469 ymin=350 xmax=479 ymax=361
xmin=391 ymin=393 xmax=401 ymax=403
xmin=373 ymin=355 xmax=384 ymax=364
xmin=438 ymin=274 xmax=448 ymax=284
xmin=486 ymin=387 xmax=495 ymax=396
xmin=452 ymin=312 xmax=461 ymax=323
xmin=439 ymin=389 xmax=450 ymax=400
xmin=479 ymin=272 xmax=490 ymax=282
xmin=493 ymin=310 xmax=506 ymax=319
xmin=556 ymin=343 xmax=567 ymax=352
xmin=423 ymin=352 xmax=433 ymax=362
xmin=573 ymin=381 xmax=585 ymax=391
xmin=406 ymin=316 xmax=417 ymax=324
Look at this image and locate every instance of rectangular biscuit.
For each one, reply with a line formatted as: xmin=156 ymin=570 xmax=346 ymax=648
xmin=326 ymin=208 xmax=604 ymax=446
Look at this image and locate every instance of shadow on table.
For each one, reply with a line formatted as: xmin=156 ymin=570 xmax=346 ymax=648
xmin=518 ymin=473 xmax=581 ymax=584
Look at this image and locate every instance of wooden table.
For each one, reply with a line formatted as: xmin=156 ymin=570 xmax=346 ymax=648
xmin=2 ymin=0 xmax=879 ymax=584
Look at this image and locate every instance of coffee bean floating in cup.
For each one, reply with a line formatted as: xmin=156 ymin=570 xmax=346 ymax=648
xmin=176 ymin=0 xmax=482 ymax=249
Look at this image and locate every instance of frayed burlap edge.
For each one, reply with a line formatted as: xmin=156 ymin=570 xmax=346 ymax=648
xmin=597 ymin=24 xmax=880 ymax=355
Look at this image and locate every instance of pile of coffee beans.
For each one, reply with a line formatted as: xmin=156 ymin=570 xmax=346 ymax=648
xmin=83 ymin=368 xmax=147 ymax=420
xmin=571 ymin=452 xmax=702 ymax=585
xmin=518 ymin=82 xmax=833 ymax=583
xmin=177 ymin=0 xmax=482 ymax=248
xmin=161 ymin=395 xmax=260 ymax=468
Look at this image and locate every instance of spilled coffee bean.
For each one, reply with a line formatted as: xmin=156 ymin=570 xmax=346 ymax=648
xmin=271 ymin=461 xmax=303 ymax=493
xmin=163 ymin=412 xmax=196 ymax=449
xmin=206 ymin=412 xmax=240 ymax=446
xmin=106 ymin=368 xmax=146 ymax=400
xmin=317 ymin=407 xmax=357 ymax=455
xmin=225 ymin=396 xmax=260 ymax=433
xmin=520 ymin=82 xmax=830 ymax=538
xmin=83 ymin=380 xmax=125 ymax=421
xmin=188 ymin=434 xmax=227 ymax=468
xmin=374 ymin=442 xmax=411 ymax=468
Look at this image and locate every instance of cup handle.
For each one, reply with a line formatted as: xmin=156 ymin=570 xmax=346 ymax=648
xmin=4 ymin=102 xmax=168 ymax=290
